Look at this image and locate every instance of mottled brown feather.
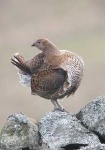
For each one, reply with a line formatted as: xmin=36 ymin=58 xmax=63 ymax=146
xmin=11 ymin=38 xmax=84 ymax=110
xmin=31 ymin=68 xmax=67 ymax=99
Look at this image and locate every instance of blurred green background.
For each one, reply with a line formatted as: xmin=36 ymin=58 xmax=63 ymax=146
xmin=0 ymin=0 xmax=105 ymax=128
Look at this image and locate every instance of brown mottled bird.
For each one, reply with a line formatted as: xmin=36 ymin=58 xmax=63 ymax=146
xmin=11 ymin=38 xmax=84 ymax=111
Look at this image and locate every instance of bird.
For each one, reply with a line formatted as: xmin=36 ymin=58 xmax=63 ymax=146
xmin=11 ymin=38 xmax=84 ymax=111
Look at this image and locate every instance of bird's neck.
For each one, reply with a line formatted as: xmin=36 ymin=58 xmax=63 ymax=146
xmin=43 ymin=44 xmax=61 ymax=56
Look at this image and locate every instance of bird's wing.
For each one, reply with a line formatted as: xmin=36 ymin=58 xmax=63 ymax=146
xmin=31 ymin=68 xmax=67 ymax=98
xmin=60 ymin=50 xmax=84 ymax=96
xmin=50 ymin=50 xmax=85 ymax=97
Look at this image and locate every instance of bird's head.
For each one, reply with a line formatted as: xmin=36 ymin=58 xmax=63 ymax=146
xmin=31 ymin=38 xmax=58 ymax=52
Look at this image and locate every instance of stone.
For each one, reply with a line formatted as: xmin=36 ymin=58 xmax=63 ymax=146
xmin=0 ymin=113 xmax=40 ymax=150
xmin=80 ymin=143 xmax=105 ymax=150
xmin=39 ymin=110 xmax=100 ymax=150
xmin=76 ymin=96 xmax=105 ymax=142
xmin=93 ymin=119 xmax=105 ymax=142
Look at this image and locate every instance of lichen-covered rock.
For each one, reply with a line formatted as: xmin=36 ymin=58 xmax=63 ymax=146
xmin=0 ymin=113 xmax=40 ymax=150
xmin=39 ymin=110 xmax=100 ymax=150
xmin=93 ymin=119 xmax=105 ymax=141
xmin=76 ymin=96 xmax=105 ymax=128
xmin=80 ymin=143 xmax=105 ymax=150
xmin=76 ymin=96 xmax=105 ymax=142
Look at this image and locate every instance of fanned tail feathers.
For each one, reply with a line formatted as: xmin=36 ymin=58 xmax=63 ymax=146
xmin=11 ymin=53 xmax=31 ymax=87
xmin=11 ymin=53 xmax=31 ymax=75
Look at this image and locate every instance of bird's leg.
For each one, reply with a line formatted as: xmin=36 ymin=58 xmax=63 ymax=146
xmin=51 ymin=99 xmax=64 ymax=111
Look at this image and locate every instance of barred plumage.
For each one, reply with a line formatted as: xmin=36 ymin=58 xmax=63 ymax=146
xmin=11 ymin=38 xmax=84 ymax=111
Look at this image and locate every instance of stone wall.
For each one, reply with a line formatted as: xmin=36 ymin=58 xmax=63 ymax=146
xmin=1 ymin=96 xmax=105 ymax=150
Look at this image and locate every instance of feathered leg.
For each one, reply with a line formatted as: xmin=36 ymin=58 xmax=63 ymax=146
xmin=51 ymin=99 xmax=64 ymax=111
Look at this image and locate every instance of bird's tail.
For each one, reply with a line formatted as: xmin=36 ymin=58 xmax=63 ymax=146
xmin=11 ymin=53 xmax=31 ymax=75
xmin=11 ymin=53 xmax=31 ymax=87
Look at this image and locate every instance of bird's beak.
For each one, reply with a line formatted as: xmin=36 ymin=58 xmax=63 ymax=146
xmin=31 ymin=42 xmax=36 ymax=47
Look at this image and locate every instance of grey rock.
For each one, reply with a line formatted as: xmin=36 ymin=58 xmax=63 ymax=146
xmin=76 ymin=96 xmax=105 ymax=142
xmin=0 ymin=113 xmax=40 ymax=150
xmin=80 ymin=143 xmax=105 ymax=150
xmin=40 ymin=143 xmax=49 ymax=150
xmin=93 ymin=119 xmax=105 ymax=141
xmin=39 ymin=110 xmax=100 ymax=150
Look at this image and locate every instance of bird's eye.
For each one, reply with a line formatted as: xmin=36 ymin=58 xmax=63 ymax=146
xmin=37 ymin=41 xmax=41 ymax=44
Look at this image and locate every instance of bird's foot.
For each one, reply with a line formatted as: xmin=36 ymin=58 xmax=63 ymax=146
xmin=52 ymin=107 xmax=66 ymax=112
xmin=31 ymin=92 xmax=36 ymax=95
